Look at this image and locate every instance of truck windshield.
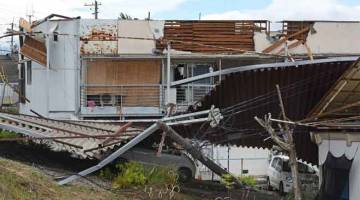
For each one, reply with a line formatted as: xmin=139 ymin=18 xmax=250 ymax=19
xmin=282 ymin=160 xmax=315 ymax=174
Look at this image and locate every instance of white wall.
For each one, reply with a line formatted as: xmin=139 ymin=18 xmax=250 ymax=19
xmin=117 ymin=20 xmax=164 ymax=54
xmin=318 ymin=140 xmax=360 ymax=199
xmin=197 ymin=145 xmax=270 ymax=180
xmin=20 ymin=20 xmax=80 ymax=119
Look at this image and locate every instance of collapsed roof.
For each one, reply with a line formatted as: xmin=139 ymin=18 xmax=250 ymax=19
xmin=181 ymin=57 xmax=358 ymax=164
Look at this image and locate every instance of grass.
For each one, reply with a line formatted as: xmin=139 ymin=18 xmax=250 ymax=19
xmin=0 ymin=158 xmax=125 ymax=200
xmin=0 ymin=158 xmax=200 ymax=200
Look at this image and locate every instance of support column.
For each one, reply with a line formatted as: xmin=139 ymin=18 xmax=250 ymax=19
xmin=166 ymin=43 xmax=171 ymax=104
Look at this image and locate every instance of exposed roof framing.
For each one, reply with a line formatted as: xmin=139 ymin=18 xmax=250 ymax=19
xmin=309 ymin=58 xmax=360 ymax=119
xmin=157 ymin=20 xmax=269 ymax=53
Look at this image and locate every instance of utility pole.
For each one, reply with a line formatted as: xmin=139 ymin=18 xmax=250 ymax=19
xmin=255 ymin=85 xmax=302 ymax=200
xmin=26 ymin=4 xmax=34 ymax=23
xmin=166 ymin=42 xmax=171 ymax=104
xmin=10 ymin=18 xmax=14 ymax=55
xmin=85 ymin=0 xmax=101 ymax=19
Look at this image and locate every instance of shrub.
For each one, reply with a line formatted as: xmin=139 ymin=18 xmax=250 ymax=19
xmin=112 ymin=162 xmax=147 ymax=189
xmin=221 ymin=173 xmax=236 ymax=190
xmin=0 ymin=130 xmax=17 ymax=138
xmin=111 ymin=161 xmax=178 ymax=189
xmin=238 ymin=175 xmax=256 ymax=187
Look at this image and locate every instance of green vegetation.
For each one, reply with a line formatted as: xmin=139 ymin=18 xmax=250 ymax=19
xmin=98 ymin=162 xmax=197 ymax=200
xmin=238 ymin=175 xmax=256 ymax=187
xmin=105 ymin=161 xmax=178 ymax=189
xmin=220 ymin=174 xmax=236 ymax=190
xmin=0 ymin=130 xmax=17 ymax=138
xmin=0 ymin=158 xmax=124 ymax=200
xmin=112 ymin=162 xmax=147 ymax=189
xmin=0 ymin=107 xmax=18 ymax=114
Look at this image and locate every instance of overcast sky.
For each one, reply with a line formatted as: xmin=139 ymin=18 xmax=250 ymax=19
xmin=0 ymin=0 xmax=360 ymax=51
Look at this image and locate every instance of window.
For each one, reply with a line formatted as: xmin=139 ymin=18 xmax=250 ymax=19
xmin=19 ymin=62 xmax=26 ymax=103
xmin=53 ymin=34 xmax=58 ymax=41
xmin=276 ymin=159 xmax=283 ymax=172
xmin=271 ymin=158 xmax=279 ymax=168
xmin=26 ymin=61 xmax=32 ymax=85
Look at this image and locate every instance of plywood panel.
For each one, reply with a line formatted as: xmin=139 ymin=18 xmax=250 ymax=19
xmin=87 ymin=59 xmax=160 ymax=85
xmin=85 ymin=59 xmax=161 ymax=107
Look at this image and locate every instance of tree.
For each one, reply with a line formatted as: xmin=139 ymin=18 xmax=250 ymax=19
xmin=118 ymin=12 xmax=132 ymax=20
xmin=254 ymin=85 xmax=302 ymax=200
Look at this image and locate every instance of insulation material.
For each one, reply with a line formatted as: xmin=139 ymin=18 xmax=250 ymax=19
xmin=117 ymin=20 xmax=164 ymax=54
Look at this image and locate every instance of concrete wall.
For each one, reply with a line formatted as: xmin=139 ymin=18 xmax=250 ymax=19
xmin=117 ymin=20 xmax=164 ymax=54
xmin=318 ymin=140 xmax=360 ymax=199
xmin=254 ymin=22 xmax=360 ymax=55
xmin=80 ymin=19 xmax=164 ymax=55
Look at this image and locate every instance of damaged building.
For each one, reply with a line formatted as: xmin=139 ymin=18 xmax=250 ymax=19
xmin=18 ymin=16 xmax=360 ymax=120
xmin=6 ymin=13 xmax=360 ymax=199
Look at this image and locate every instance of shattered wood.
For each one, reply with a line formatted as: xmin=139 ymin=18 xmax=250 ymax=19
xmin=157 ymin=20 xmax=269 ymax=53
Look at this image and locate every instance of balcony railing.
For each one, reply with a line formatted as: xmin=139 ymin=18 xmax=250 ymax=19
xmin=80 ymin=84 xmax=163 ymax=117
xmin=175 ymin=84 xmax=215 ymax=112
xmin=80 ymin=83 xmax=214 ymax=116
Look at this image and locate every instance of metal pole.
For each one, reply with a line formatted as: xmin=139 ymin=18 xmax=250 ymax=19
xmin=57 ymin=108 xmax=213 ymax=185
xmin=240 ymin=158 xmax=243 ymax=176
xmin=219 ymin=58 xmax=222 ymax=82
xmin=166 ymin=43 xmax=171 ymax=104
xmin=58 ymin=123 xmax=159 ymax=185
xmin=10 ymin=19 xmax=14 ymax=55
xmin=227 ymin=145 xmax=230 ymax=172
xmin=94 ymin=0 xmax=98 ymax=19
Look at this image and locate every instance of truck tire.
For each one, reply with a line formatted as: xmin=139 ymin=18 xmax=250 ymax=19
xmin=178 ymin=168 xmax=192 ymax=183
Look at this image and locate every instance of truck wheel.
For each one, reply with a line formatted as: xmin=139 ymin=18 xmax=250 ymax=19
xmin=178 ymin=168 xmax=192 ymax=183
xmin=279 ymin=182 xmax=285 ymax=196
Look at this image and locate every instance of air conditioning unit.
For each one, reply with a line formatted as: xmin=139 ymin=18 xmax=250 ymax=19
xmin=100 ymin=93 xmax=116 ymax=107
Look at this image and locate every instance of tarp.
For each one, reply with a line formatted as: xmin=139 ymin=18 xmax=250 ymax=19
xmin=318 ymin=152 xmax=353 ymax=200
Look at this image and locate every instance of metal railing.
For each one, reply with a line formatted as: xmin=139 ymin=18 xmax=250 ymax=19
xmin=175 ymin=84 xmax=215 ymax=111
xmin=0 ymin=83 xmax=19 ymax=107
xmin=80 ymin=84 xmax=163 ymax=108
xmin=80 ymin=83 xmax=214 ymax=115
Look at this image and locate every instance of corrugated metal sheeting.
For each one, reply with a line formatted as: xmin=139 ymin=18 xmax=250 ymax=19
xmin=193 ymin=60 xmax=355 ymax=164
xmin=0 ymin=113 xmax=143 ymax=159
